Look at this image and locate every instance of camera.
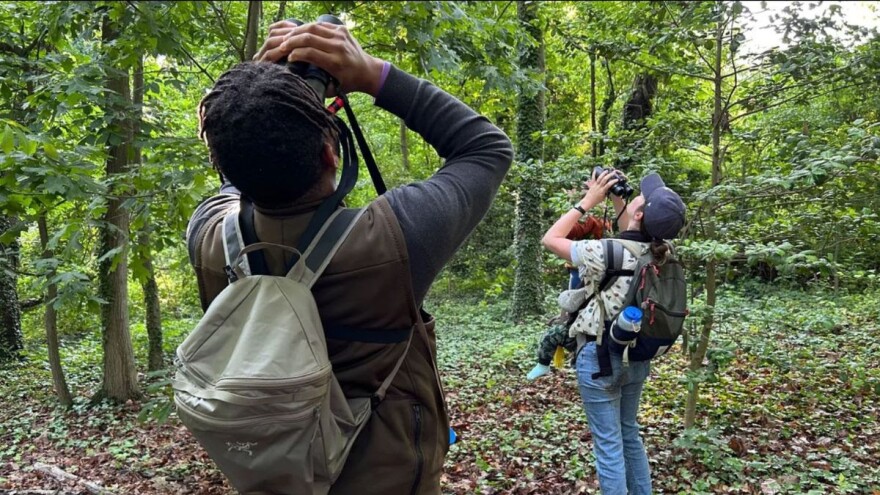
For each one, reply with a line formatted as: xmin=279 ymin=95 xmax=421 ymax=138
xmin=278 ymin=14 xmax=344 ymax=101
xmin=592 ymin=167 xmax=634 ymax=199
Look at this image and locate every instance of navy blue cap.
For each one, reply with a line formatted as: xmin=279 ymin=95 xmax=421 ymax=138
xmin=640 ymin=173 xmax=686 ymax=240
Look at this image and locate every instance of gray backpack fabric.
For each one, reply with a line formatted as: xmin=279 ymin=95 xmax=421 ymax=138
xmin=173 ymin=207 xmax=412 ymax=495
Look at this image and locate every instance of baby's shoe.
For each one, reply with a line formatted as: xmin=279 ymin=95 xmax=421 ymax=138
xmin=527 ymin=363 xmax=551 ymax=380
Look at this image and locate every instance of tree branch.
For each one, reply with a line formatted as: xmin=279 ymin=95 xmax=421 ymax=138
xmin=729 ymin=71 xmax=844 ymax=109
xmin=609 ymin=55 xmax=713 ymax=82
xmin=684 ymin=146 xmax=713 ymax=159
xmin=20 ymin=298 xmax=44 ymax=311
xmin=180 ymin=45 xmax=215 ymax=83
xmin=661 ymin=1 xmax=716 ymax=75
xmin=207 ymin=0 xmax=245 ymax=61
xmin=497 ymin=1 xmax=515 ymax=22
xmin=603 ymin=57 xmax=615 ymax=98
xmin=730 ymin=79 xmax=873 ymax=123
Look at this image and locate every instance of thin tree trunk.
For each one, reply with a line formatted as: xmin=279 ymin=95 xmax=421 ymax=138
xmin=96 ymin=13 xmax=140 ymax=403
xmin=685 ymin=7 xmax=725 ymax=429
xmin=140 ymin=229 xmax=163 ymax=371
xmin=243 ymin=0 xmax=262 ymax=61
xmin=274 ymin=0 xmax=287 ymax=23
xmin=0 ymin=215 xmax=23 ymax=361
xmin=590 ymin=50 xmax=598 ymax=158
xmin=597 ymin=58 xmax=615 ymax=157
xmin=400 ymin=118 xmax=411 ymax=172
xmin=512 ymin=0 xmax=546 ymax=322
xmin=38 ymin=213 xmax=72 ymax=407
xmin=131 ymin=55 xmax=164 ymax=372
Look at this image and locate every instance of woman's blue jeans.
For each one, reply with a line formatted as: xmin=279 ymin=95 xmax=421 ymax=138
xmin=576 ymin=342 xmax=652 ymax=495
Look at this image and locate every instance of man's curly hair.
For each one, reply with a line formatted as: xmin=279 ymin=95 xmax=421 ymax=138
xmin=198 ymin=62 xmax=340 ymax=206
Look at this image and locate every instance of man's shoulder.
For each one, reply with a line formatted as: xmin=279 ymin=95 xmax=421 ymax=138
xmin=186 ymin=193 xmax=238 ymax=266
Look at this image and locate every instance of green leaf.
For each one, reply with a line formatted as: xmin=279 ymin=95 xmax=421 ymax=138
xmin=44 ymin=176 xmax=67 ymax=195
xmin=21 ymin=134 xmax=37 ymax=157
xmin=44 ymin=143 xmax=59 ymax=161
xmin=1 ymin=126 xmax=13 ymax=154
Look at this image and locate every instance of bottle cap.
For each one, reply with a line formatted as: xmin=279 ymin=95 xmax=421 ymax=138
xmin=623 ymin=306 xmax=643 ymax=323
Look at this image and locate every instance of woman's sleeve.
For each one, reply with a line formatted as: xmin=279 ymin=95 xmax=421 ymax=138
xmin=571 ymin=240 xmax=607 ymax=278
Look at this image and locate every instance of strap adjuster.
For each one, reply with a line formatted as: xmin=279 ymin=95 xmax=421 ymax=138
xmin=223 ymin=265 xmax=238 ymax=283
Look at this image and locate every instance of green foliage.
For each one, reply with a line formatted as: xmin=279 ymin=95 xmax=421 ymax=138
xmin=3 ymin=286 xmax=880 ymax=491
xmin=2 ymin=0 xmax=880 ymax=490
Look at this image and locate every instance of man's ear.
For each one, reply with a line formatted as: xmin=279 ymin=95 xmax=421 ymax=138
xmin=320 ymin=141 xmax=339 ymax=173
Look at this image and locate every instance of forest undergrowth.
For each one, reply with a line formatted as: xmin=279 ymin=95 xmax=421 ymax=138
xmin=1 ymin=283 xmax=878 ymax=494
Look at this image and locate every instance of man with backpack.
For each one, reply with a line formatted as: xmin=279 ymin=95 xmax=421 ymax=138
xmin=542 ymin=169 xmax=687 ymax=495
xmin=183 ymin=20 xmax=512 ymax=494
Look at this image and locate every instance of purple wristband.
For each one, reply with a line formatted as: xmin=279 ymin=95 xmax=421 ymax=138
xmin=377 ymin=62 xmax=391 ymax=95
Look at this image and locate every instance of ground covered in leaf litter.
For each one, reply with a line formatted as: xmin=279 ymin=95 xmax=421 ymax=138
xmin=1 ymin=285 xmax=879 ymax=494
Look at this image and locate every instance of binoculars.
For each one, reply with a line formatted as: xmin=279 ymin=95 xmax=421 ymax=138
xmin=278 ymin=14 xmax=344 ymax=101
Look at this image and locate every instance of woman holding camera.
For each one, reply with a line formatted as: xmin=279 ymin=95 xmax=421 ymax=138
xmin=541 ymin=169 xmax=686 ymax=495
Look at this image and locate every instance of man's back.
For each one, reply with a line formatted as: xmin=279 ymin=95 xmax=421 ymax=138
xmin=187 ymin=59 xmax=512 ymax=493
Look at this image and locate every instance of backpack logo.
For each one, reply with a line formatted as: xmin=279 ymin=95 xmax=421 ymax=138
xmin=226 ymin=441 xmax=258 ymax=456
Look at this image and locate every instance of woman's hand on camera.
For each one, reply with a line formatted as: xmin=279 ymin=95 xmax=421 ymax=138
xmin=580 ymin=170 xmax=619 ymax=209
xmin=255 ymin=21 xmax=386 ymax=97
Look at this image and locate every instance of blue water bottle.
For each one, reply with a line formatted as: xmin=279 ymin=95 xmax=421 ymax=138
xmin=449 ymin=427 xmax=457 ymax=445
xmin=611 ymin=306 xmax=643 ymax=345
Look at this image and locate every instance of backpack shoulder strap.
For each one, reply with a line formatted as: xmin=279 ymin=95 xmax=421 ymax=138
xmin=598 ymin=239 xmax=634 ymax=292
xmin=615 ymin=239 xmax=650 ymax=259
xmin=569 ymin=240 xmax=634 ymax=327
xmin=222 ymin=208 xmax=251 ymax=282
xmin=238 ymin=199 xmax=271 ymax=276
xmin=284 ymin=205 xmax=412 ymax=410
xmin=289 ymin=207 xmax=366 ymax=288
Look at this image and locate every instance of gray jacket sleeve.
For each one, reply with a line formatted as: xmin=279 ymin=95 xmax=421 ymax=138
xmin=377 ymin=66 xmax=514 ymax=305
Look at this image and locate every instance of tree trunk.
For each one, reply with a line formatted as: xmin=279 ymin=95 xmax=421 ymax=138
xmin=0 ymin=215 xmax=23 ymax=361
xmin=243 ymin=0 xmax=262 ymax=61
xmin=399 ymin=118 xmax=411 ymax=172
xmin=590 ymin=50 xmax=598 ymax=158
xmin=685 ymin=8 xmax=725 ymax=429
xmin=131 ymin=55 xmax=164 ymax=372
xmin=621 ymin=74 xmax=658 ymax=131
xmin=38 ymin=213 xmax=72 ymax=407
xmin=140 ymin=228 xmax=163 ymax=372
xmin=615 ymin=73 xmax=658 ymax=171
xmin=597 ymin=58 xmax=615 ymax=157
xmin=512 ymin=0 xmax=546 ymax=322
xmin=96 ymin=14 xmax=140 ymax=403
xmin=274 ymin=0 xmax=287 ymax=23
xmin=685 ymin=259 xmax=716 ymax=427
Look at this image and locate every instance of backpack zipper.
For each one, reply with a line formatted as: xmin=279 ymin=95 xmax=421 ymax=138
xmin=176 ymin=361 xmax=332 ymax=392
xmin=409 ymin=403 xmax=424 ymax=495
xmin=214 ymin=366 xmax=332 ymax=391
xmin=175 ymin=396 xmax=320 ymax=429
xmin=644 ymin=299 xmax=688 ymax=325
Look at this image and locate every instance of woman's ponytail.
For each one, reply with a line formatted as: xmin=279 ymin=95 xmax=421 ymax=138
xmin=638 ymin=203 xmax=671 ymax=263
